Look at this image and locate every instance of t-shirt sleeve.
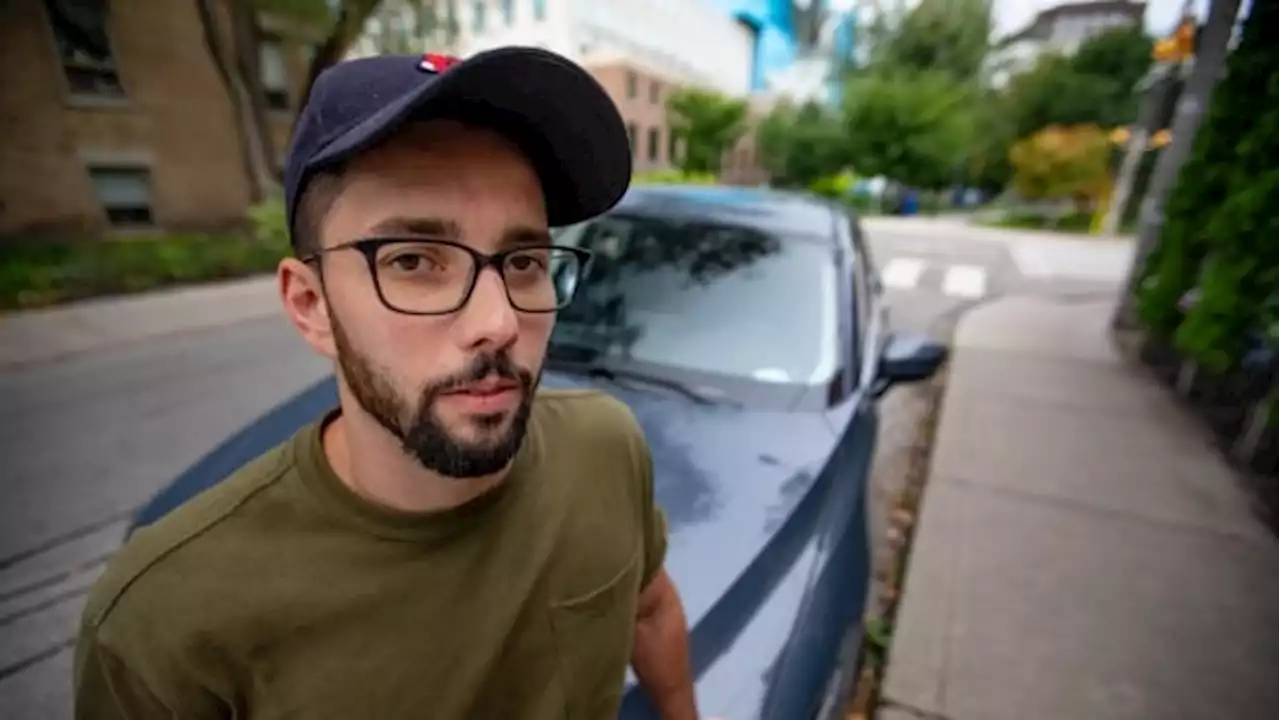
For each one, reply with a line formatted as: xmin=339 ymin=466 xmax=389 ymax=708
xmin=634 ymin=430 xmax=669 ymax=589
xmin=74 ymin=629 xmax=171 ymax=719
xmin=74 ymin=617 xmax=227 ymax=719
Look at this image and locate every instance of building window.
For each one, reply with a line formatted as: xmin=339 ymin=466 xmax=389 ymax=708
xmin=533 ymin=0 xmax=546 ymax=22
xmin=260 ymin=35 xmax=289 ymax=110
xmin=626 ymin=122 xmax=637 ymax=158
xmin=647 ymin=127 xmax=660 ymax=163
xmin=88 ymin=166 xmax=153 ymax=226
xmin=626 ymin=71 xmax=637 ymax=99
xmin=44 ymin=0 xmax=124 ymax=98
xmin=667 ymin=131 xmax=679 ymax=164
xmin=473 ymin=1 xmax=486 ymax=32
xmin=502 ymin=0 xmax=514 ymax=25
xmin=649 ymin=81 xmax=660 ymax=105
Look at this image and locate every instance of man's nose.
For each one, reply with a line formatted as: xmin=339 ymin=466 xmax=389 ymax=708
xmin=456 ymin=267 xmax=519 ymax=349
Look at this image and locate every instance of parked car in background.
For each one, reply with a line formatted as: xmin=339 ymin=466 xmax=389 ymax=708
xmin=130 ymin=185 xmax=947 ymax=719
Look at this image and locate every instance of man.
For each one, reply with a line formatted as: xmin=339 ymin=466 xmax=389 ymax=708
xmin=74 ymin=47 xmax=697 ymax=719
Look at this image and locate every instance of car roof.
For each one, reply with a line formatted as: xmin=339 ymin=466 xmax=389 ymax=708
xmin=608 ymin=184 xmax=841 ymax=244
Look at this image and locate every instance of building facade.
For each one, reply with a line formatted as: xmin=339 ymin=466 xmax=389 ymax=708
xmin=990 ymin=0 xmax=1147 ymax=86
xmin=351 ymin=0 xmax=768 ymax=182
xmin=0 ymin=0 xmax=314 ymax=237
xmin=0 ymin=0 xmax=771 ymax=238
xmin=705 ymin=0 xmax=862 ymax=106
xmin=352 ymin=0 xmax=757 ymax=98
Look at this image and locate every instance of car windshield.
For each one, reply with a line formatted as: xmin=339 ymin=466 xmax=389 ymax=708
xmin=548 ymin=212 xmax=841 ymax=387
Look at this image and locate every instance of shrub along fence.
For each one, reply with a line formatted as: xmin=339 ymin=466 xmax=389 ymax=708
xmin=0 ymin=198 xmax=291 ymax=312
xmin=1127 ymin=0 xmax=1277 ymax=528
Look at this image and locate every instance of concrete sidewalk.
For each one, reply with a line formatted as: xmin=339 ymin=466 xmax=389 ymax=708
xmin=882 ymin=297 xmax=1278 ymax=720
xmin=0 ymin=275 xmax=278 ymax=369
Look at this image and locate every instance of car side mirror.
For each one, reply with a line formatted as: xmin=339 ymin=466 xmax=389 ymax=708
xmin=872 ymin=332 xmax=948 ymax=398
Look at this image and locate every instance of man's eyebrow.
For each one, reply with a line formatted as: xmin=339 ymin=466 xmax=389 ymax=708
xmin=498 ymin=226 xmax=554 ymax=249
xmin=366 ymin=216 xmax=461 ymax=238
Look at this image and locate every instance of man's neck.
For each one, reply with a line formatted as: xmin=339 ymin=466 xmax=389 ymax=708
xmin=322 ymin=408 xmax=507 ymax=514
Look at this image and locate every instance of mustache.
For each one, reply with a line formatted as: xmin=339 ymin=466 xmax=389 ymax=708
xmin=429 ymin=351 xmax=533 ymax=396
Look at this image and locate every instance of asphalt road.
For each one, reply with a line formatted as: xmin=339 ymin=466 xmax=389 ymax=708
xmin=0 ymin=221 xmax=1131 ymax=719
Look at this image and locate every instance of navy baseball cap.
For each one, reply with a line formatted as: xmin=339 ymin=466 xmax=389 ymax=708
xmin=283 ymin=46 xmax=633 ymax=247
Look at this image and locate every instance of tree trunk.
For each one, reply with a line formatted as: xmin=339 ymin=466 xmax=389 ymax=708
xmin=194 ymin=0 xmax=276 ymax=203
xmin=296 ymin=0 xmax=385 ymax=113
xmin=230 ymin=0 xmax=279 ymax=180
xmin=195 ymin=0 xmax=263 ymax=202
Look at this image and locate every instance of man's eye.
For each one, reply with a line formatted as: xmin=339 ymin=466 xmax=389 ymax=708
xmin=389 ymin=254 xmax=434 ymax=271
xmin=508 ymin=254 xmax=548 ymax=272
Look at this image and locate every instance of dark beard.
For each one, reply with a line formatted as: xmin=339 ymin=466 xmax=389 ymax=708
xmin=331 ymin=318 xmax=537 ymax=479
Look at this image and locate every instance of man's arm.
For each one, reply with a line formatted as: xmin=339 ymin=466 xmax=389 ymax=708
xmin=631 ymin=568 xmax=697 ymax=720
xmin=619 ymin=399 xmax=696 ymax=719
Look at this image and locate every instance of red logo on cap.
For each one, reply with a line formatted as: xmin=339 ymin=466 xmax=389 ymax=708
xmin=418 ymin=53 xmax=459 ymax=74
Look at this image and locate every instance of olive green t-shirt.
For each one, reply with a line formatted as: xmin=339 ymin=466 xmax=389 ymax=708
xmin=74 ymin=389 xmax=668 ymax=720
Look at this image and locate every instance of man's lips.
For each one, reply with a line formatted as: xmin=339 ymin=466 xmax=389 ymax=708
xmin=444 ymin=379 xmax=520 ymax=397
xmin=440 ymin=378 xmax=522 ymax=414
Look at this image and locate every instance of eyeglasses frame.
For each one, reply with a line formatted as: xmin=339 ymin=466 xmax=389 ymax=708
xmin=300 ymin=236 xmax=594 ymax=316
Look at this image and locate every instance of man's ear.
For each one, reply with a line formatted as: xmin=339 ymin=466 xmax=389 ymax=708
xmin=278 ymin=257 xmax=337 ymax=359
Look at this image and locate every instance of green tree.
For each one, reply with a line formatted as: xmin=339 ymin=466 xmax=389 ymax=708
xmin=842 ymin=0 xmax=991 ymax=189
xmin=666 ymin=88 xmax=749 ymax=175
xmin=966 ymin=86 xmax=1016 ymax=191
xmin=842 ymin=68 xmax=977 ymax=189
xmin=1005 ymin=27 xmax=1153 ymax=138
xmin=1071 ymin=25 xmax=1154 ymax=96
xmin=756 ymin=101 xmax=848 ymax=188
xmin=870 ymin=0 xmax=994 ymax=81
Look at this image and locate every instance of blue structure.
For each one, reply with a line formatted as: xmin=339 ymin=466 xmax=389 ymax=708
xmin=706 ymin=0 xmax=857 ymax=105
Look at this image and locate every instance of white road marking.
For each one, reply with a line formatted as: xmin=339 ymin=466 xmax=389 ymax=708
xmin=943 ymin=265 xmax=988 ymax=299
xmin=881 ymin=257 xmax=926 ymax=290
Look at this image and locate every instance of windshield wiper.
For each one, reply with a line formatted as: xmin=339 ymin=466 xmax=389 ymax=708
xmin=546 ymin=358 xmax=726 ymax=406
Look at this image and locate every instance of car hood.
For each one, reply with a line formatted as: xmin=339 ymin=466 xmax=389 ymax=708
xmin=540 ymin=370 xmax=841 ymax=658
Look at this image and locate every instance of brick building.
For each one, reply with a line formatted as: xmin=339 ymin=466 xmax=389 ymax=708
xmin=0 ymin=0 xmax=311 ymax=237
xmin=586 ymin=58 xmax=767 ymax=185
xmin=0 ymin=0 xmax=767 ymax=239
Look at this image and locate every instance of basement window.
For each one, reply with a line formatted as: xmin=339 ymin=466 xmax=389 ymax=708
xmin=88 ymin=166 xmax=154 ymax=226
xmin=260 ymin=35 xmax=290 ymax=110
xmin=45 ymin=0 xmax=124 ymax=98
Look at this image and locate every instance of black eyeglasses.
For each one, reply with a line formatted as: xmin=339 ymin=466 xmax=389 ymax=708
xmin=302 ymin=237 xmax=594 ymax=316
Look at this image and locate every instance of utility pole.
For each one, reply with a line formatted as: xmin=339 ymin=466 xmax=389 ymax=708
xmin=1111 ymin=0 xmax=1242 ymax=331
xmin=1098 ymin=67 xmax=1179 ymax=236
xmin=1099 ymin=0 xmax=1196 ymax=236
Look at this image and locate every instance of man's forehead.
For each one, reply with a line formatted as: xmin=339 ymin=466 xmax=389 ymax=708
xmin=361 ymin=215 xmax=551 ymax=247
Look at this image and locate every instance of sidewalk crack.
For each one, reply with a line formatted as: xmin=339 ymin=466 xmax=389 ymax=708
xmin=879 ymin=695 xmax=960 ymax=720
xmin=880 ymin=696 xmax=962 ymax=717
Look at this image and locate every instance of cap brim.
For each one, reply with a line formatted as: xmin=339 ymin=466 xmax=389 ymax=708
xmin=309 ymin=47 xmax=632 ymax=227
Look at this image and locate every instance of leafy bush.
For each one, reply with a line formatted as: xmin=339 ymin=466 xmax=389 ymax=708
xmin=0 ymin=196 xmax=292 ymax=310
xmin=1137 ymin=0 xmax=1278 ymax=372
xmin=248 ymin=193 xmax=290 ymax=248
xmin=1008 ymin=124 xmax=1112 ymax=209
xmin=632 ymin=169 xmax=717 ymax=186
xmin=808 ymin=170 xmax=858 ymax=199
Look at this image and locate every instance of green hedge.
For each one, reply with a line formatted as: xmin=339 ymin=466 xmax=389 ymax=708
xmin=0 ymin=197 xmax=290 ymax=311
xmin=632 ymin=169 xmax=718 ymax=186
xmin=1136 ymin=0 xmax=1278 ymax=371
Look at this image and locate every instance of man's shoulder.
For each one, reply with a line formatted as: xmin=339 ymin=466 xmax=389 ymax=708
xmin=533 ymin=388 xmax=644 ymax=444
xmin=83 ymin=439 xmax=296 ymax=634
